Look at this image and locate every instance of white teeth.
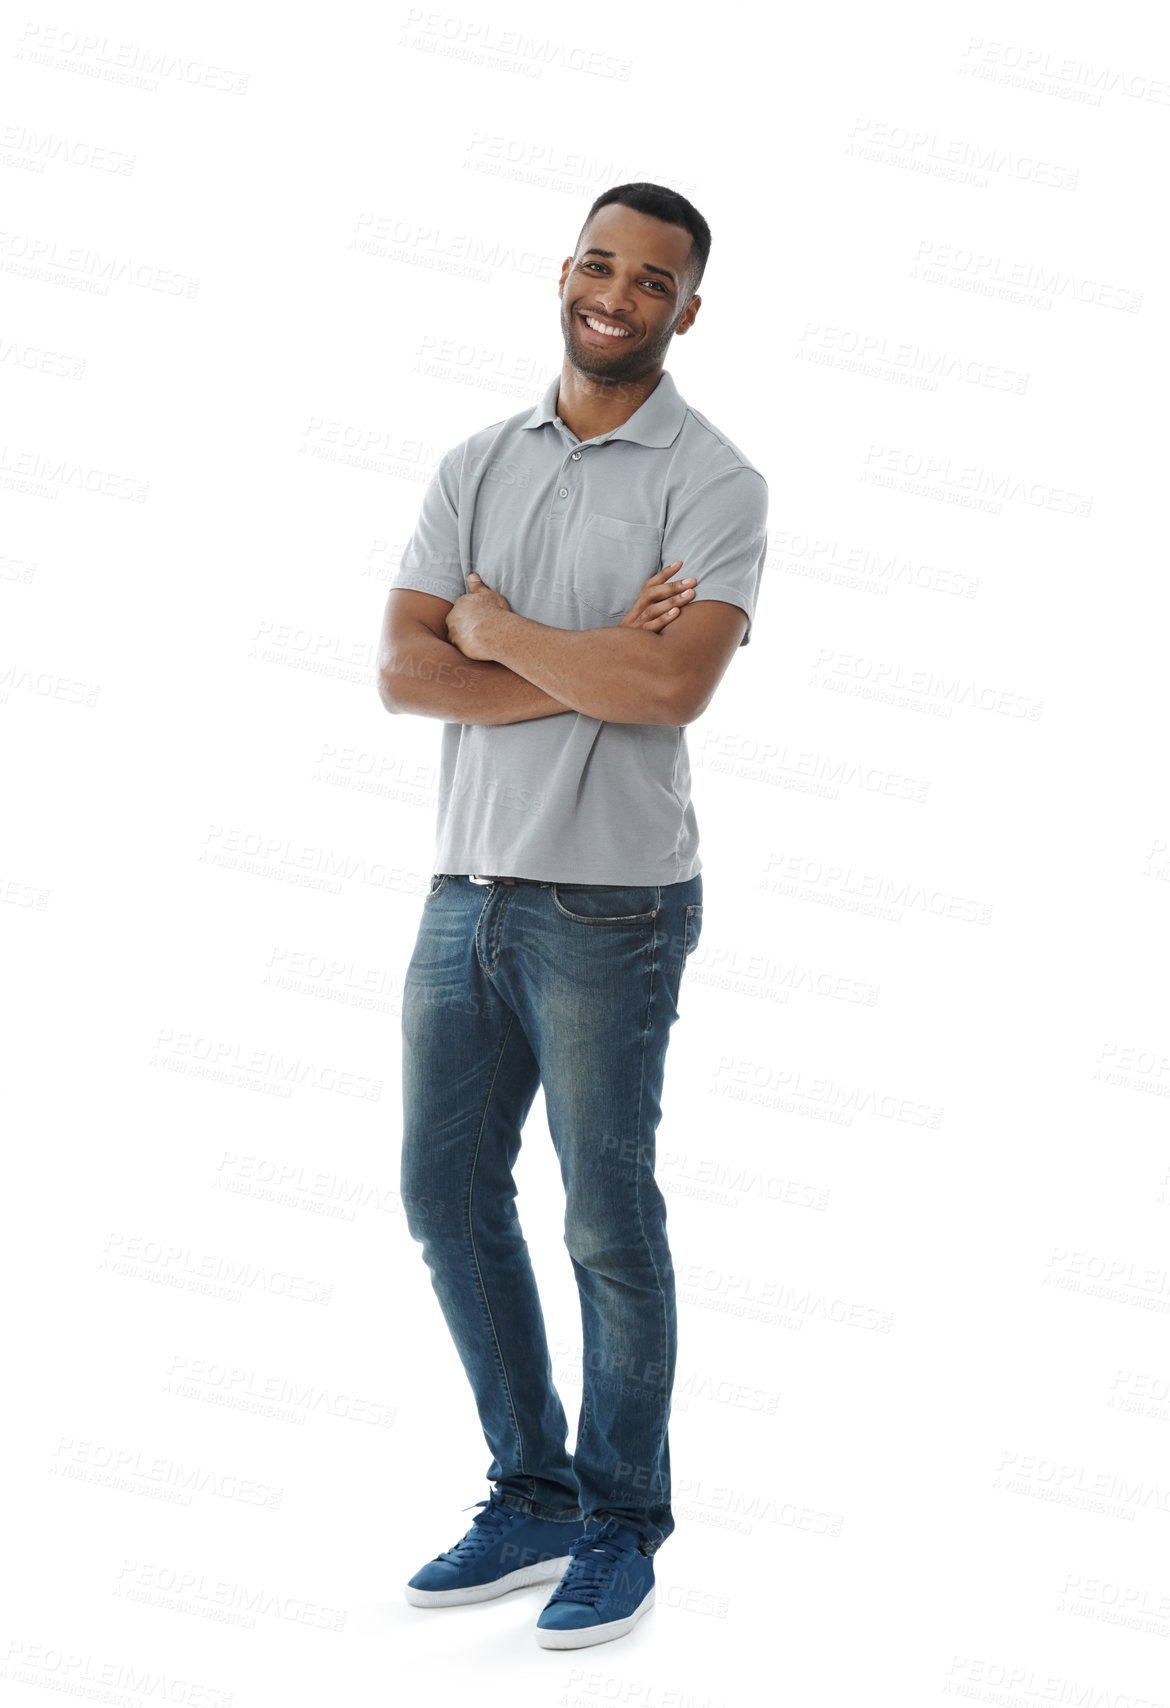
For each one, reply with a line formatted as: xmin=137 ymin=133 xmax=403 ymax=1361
xmin=583 ymin=315 xmax=630 ymax=337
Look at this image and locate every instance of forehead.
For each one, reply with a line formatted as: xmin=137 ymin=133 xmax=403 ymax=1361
xmin=578 ymin=203 xmax=693 ymax=275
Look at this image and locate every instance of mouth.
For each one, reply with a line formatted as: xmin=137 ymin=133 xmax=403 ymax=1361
xmin=576 ymin=310 xmax=636 ymax=346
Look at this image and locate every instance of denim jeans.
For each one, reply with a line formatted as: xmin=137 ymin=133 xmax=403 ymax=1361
xmin=399 ymin=872 xmax=704 ymax=1556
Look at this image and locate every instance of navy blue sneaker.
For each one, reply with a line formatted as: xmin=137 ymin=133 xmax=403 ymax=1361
xmin=405 ymin=1493 xmax=582 ymax=1607
xmin=534 ymin=1518 xmax=656 ymax=1648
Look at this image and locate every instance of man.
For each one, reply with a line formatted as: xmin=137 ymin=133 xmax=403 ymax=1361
xmin=377 ymin=183 xmax=768 ymax=1649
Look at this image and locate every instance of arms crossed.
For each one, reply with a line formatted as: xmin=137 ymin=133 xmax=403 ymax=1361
xmin=377 ymin=563 xmax=747 ymax=726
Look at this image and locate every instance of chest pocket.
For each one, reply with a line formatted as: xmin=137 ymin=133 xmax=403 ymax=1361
xmin=572 ymin=512 xmax=665 ymax=625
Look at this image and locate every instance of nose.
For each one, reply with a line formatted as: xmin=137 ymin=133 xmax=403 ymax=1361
xmin=594 ymin=274 xmax=637 ymax=316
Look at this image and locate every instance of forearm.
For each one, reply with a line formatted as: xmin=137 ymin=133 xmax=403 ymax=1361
xmin=478 ymin=612 xmax=680 ymax=725
xmin=379 ymin=626 xmax=572 ymax=725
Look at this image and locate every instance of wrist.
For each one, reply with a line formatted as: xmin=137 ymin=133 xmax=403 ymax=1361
xmin=480 ymin=606 xmax=523 ymax=658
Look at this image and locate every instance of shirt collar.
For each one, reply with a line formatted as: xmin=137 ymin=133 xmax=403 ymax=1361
xmin=521 ymin=368 xmax=687 ymax=449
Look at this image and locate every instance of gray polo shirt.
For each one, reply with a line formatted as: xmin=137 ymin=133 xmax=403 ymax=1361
xmin=390 ymin=367 xmax=768 ymax=884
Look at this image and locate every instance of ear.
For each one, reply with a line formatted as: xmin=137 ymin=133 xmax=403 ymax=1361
xmin=677 ymin=295 xmax=701 ymax=335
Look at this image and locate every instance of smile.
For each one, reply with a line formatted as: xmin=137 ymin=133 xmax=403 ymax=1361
xmin=579 ymin=312 xmax=633 ymax=340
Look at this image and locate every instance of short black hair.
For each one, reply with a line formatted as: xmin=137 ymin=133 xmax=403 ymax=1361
xmin=577 ymin=183 xmax=711 ymax=299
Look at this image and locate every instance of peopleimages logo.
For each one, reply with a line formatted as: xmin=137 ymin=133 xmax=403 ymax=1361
xmin=398 ymin=10 xmax=633 ymax=82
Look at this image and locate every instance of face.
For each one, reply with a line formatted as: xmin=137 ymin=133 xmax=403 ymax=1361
xmin=557 ymin=202 xmax=701 ymax=384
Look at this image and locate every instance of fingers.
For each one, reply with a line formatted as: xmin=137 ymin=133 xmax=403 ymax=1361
xmin=638 ymin=592 xmax=693 ymax=630
xmin=644 ymin=576 xmax=695 ymax=603
xmin=648 ymin=587 xmax=695 ymax=612
xmin=624 ymin=566 xmax=696 ymax=627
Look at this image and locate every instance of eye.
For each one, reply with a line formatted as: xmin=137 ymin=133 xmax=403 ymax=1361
xmin=582 ymin=262 xmax=667 ymax=292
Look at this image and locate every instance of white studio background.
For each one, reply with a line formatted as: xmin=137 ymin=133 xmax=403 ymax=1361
xmin=2 ymin=3 xmax=1167 ymax=1705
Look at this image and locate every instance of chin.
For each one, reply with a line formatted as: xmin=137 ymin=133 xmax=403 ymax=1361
xmin=569 ymin=337 xmax=635 ymax=376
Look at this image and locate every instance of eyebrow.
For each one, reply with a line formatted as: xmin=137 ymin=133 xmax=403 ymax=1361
xmin=582 ymin=247 xmax=677 ymax=287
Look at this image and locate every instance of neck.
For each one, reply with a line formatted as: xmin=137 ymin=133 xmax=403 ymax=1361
xmin=555 ymin=360 xmax=664 ymax=441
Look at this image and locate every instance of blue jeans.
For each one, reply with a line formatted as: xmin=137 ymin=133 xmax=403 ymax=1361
xmin=399 ymin=872 xmax=704 ymax=1556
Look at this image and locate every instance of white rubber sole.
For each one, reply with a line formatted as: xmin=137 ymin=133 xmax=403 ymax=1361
xmin=405 ymin=1555 xmax=573 ymax=1608
xmin=534 ymin=1584 xmax=656 ymax=1649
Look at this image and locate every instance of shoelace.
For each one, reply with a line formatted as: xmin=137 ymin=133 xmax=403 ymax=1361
xmin=436 ymin=1497 xmax=517 ymax=1563
xmin=545 ymin=1529 xmax=637 ymax=1607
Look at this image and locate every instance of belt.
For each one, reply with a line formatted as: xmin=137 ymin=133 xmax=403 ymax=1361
xmin=467 ymin=874 xmax=548 ymax=886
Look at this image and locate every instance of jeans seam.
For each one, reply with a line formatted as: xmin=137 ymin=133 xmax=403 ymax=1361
xmin=465 ymin=1008 xmax=528 ymax=1481
xmin=579 ymin=1372 xmax=591 ymax=1473
xmin=630 ymin=925 xmax=668 ymax=1547
xmin=679 ymin=903 xmax=701 ymax=991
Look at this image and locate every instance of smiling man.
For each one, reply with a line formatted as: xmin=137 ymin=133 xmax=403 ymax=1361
xmin=378 ymin=183 xmax=768 ymax=1649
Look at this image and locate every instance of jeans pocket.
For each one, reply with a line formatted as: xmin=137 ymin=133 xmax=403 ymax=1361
xmin=551 ymin=883 xmax=660 ymax=924
xmin=683 ymin=902 xmax=703 ymax=958
xmin=425 ymin=873 xmax=450 ymax=899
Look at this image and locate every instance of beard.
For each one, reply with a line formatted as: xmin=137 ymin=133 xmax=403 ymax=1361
xmin=559 ymin=300 xmax=679 ymax=387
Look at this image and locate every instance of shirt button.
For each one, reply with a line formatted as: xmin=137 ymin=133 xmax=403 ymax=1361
xmin=558 ymin=487 xmax=568 ymax=498
xmin=571 ymin=451 xmax=581 ymax=460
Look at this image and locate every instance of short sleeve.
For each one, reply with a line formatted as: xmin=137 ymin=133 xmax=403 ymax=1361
xmin=661 ymin=466 xmax=769 ymax=646
xmin=389 ymin=451 xmax=465 ymax=603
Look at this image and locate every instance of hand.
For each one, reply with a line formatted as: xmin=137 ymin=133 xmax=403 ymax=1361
xmin=446 ymin=571 xmax=512 ymax=660
xmin=619 ymin=562 xmax=696 ymax=632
